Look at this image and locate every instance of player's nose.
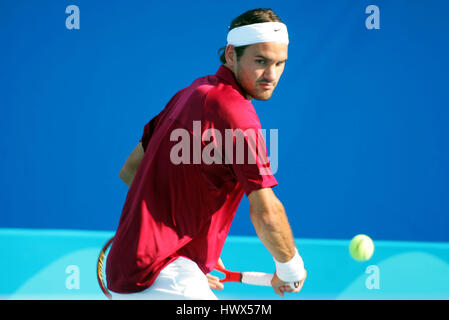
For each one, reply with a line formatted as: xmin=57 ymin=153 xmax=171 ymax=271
xmin=262 ymin=65 xmax=277 ymax=83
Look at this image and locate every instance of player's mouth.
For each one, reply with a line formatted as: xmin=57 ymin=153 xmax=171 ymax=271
xmin=258 ymin=82 xmax=275 ymax=90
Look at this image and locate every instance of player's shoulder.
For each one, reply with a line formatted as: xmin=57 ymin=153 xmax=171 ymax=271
xmin=186 ymin=70 xmax=250 ymax=109
xmin=205 ymin=81 xmax=250 ymax=109
xmin=202 ymin=82 xmax=259 ymax=129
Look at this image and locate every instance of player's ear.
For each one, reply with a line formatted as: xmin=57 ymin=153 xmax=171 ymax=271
xmin=225 ymin=45 xmax=237 ymax=67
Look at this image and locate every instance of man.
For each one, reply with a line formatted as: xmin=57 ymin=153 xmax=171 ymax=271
xmin=106 ymin=8 xmax=307 ymax=299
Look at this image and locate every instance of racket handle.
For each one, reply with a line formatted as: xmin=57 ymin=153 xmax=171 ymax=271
xmin=241 ymin=272 xmax=273 ymax=287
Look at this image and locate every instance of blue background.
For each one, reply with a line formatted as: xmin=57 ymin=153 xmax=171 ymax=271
xmin=1 ymin=0 xmax=448 ymax=242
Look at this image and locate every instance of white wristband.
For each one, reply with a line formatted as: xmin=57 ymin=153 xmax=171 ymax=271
xmin=273 ymin=248 xmax=306 ymax=283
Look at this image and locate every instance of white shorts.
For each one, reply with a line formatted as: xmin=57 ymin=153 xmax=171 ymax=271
xmin=110 ymin=257 xmax=218 ymax=300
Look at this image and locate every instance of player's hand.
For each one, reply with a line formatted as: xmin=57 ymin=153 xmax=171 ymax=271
xmin=206 ymin=257 xmax=225 ymax=290
xmin=271 ymin=270 xmax=307 ymax=297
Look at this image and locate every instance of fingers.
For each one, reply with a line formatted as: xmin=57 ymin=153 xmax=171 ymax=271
xmin=273 ymin=284 xmax=285 ymax=297
xmin=288 ymin=269 xmax=307 ymax=293
xmin=275 ymin=284 xmax=298 ymax=296
xmin=206 ymin=273 xmax=224 ymax=291
xmin=274 ymin=285 xmax=296 ymax=297
xmin=272 ymin=270 xmax=307 ymax=297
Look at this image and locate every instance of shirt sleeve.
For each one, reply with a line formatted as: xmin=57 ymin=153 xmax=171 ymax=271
xmin=140 ymin=89 xmax=186 ymax=151
xmin=140 ymin=107 xmax=168 ymax=152
xmin=228 ymin=126 xmax=278 ymax=196
xmin=140 ymin=116 xmax=158 ymax=152
xmin=204 ymin=89 xmax=278 ymax=197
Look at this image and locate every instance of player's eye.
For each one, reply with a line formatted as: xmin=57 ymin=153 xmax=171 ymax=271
xmin=255 ymin=59 xmax=266 ymax=65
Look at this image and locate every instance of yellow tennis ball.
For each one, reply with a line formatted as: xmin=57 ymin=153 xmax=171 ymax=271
xmin=349 ymin=234 xmax=374 ymax=262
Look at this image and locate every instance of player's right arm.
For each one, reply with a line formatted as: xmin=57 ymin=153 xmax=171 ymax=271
xmin=119 ymin=142 xmax=144 ymax=187
xmin=248 ymin=187 xmax=307 ymax=296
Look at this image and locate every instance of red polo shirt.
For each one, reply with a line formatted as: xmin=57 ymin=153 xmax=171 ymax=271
xmin=106 ymin=65 xmax=278 ymax=293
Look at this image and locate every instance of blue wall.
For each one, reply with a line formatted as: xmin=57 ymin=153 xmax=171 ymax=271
xmin=1 ymin=0 xmax=448 ymax=242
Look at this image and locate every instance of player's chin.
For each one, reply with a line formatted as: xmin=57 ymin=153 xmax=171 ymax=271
xmin=252 ymin=89 xmax=274 ymax=101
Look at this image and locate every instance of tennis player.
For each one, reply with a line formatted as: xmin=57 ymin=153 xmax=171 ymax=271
xmin=106 ymin=8 xmax=307 ymax=299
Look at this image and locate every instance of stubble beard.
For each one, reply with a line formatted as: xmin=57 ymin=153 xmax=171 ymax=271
xmin=235 ymin=62 xmax=274 ymax=101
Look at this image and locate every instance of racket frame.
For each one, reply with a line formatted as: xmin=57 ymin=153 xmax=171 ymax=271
xmin=96 ymin=236 xmax=114 ymax=300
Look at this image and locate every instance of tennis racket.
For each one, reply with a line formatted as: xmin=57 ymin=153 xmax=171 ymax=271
xmin=214 ymin=265 xmax=274 ymax=287
xmin=96 ymin=236 xmax=114 ymax=300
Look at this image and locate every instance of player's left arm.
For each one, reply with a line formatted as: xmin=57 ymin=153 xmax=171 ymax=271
xmin=119 ymin=142 xmax=145 ymax=187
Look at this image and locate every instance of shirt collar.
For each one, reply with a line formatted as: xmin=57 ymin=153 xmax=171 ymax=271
xmin=215 ymin=65 xmax=248 ymax=99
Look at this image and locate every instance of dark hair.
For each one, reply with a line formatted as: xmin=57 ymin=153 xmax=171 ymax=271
xmin=218 ymin=8 xmax=283 ymax=64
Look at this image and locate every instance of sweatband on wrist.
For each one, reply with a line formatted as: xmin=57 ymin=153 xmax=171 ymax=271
xmin=227 ymin=22 xmax=289 ymax=47
xmin=273 ymin=248 xmax=306 ymax=283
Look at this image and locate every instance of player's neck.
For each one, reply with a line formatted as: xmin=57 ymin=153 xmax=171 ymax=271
xmin=223 ymin=64 xmax=253 ymax=101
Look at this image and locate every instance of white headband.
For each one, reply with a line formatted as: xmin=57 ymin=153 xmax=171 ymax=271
xmin=227 ymin=22 xmax=289 ymax=47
